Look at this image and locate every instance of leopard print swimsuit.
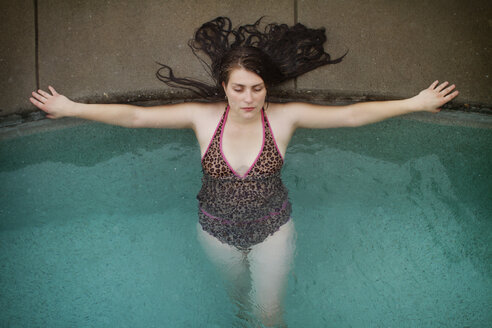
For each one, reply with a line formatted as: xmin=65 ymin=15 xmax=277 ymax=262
xmin=197 ymin=106 xmax=291 ymax=250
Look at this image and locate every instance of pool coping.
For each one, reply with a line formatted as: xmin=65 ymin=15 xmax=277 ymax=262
xmin=1 ymin=93 xmax=491 ymax=141
xmin=1 ymin=109 xmax=490 ymax=142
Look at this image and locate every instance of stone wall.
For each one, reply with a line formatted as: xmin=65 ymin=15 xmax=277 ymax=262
xmin=1 ymin=0 xmax=490 ymax=123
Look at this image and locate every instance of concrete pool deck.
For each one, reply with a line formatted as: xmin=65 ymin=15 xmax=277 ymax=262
xmin=0 ymin=0 xmax=491 ymax=126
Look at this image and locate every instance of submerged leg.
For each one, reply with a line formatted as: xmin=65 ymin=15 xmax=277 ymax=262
xmin=248 ymin=220 xmax=296 ymax=327
xmin=196 ymin=223 xmax=252 ymax=317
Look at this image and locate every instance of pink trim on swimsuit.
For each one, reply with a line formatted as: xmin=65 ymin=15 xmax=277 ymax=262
xmin=263 ymin=111 xmax=285 ymax=161
xmin=219 ymin=106 xmax=266 ymax=179
xmin=201 ymin=106 xmax=228 ymax=162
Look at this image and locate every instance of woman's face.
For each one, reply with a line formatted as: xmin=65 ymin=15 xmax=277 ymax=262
xmin=222 ymin=68 xmax=267 ymax=118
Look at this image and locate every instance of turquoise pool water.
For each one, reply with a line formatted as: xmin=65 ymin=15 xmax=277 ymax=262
xmin=1 ymin=118 xmax=491 ymax=327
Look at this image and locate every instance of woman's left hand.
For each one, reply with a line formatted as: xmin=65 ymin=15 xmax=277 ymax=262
xmin=411 ymin=81 xmax=459 ymax=113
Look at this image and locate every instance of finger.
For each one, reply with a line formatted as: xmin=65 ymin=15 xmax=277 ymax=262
xmin=441 ymin=84 xmax=456 ymax=95
xmin=38 ymin=89 xmax=52 ymax=98
xmin=429 ymin=80 xmax=439 ymax=89
xmin=31 ymin=91 xmax=47 ymax=103
xmin=444 ymin=90 xmax=459 ymax=101
xmin=48 ymin=86 xmax=59 ymax=95
xmin=436 ymin=81 xmax=449 ymax=92
xmin=29 ymin=97 xmax=46 ymax=109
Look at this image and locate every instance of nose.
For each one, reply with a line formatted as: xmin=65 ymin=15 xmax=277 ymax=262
xmin=244 ymin=89 xmax=253 ymax=103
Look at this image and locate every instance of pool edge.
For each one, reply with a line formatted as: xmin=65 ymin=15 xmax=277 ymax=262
xmin=1 ymin=108 xmax=491 ymax=141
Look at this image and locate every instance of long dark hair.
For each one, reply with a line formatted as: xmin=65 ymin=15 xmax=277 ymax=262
xmin=156 ymin=17 xmax=346 ymax=99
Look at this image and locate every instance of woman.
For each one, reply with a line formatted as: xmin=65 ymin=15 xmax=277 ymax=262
xmin=29 ymin=17 xmax=458 ymax=327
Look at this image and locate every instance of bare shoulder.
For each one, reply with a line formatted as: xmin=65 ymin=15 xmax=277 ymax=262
xmin=189 ymin=101 xmax=225 ymax=117
xmin=156 ymin=101 xmax=223 ymax=117
xmin=265 ymin=102 xmax=306 ymax=125
xmin=267 ymin=101 xmax=350 ymax=129
xmin=264 ymin=101 xmax=345 ymax=152
xmin=188 ymin=101 xmax=225 ymax=129
xmin=188 ymin=102 xmax=226 ymax=152
xmin=264 ymin=102 xmax=299 ymax=155
xmin=266 ymin=101 xmax=310 ymax=117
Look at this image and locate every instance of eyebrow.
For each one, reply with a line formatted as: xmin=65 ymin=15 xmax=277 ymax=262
xmin=231 ymin=83 xmax=264 ymax=88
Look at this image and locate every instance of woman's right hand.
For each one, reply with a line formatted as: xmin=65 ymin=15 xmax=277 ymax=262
xmin=30 ymin=86 xmax=76 ymax=119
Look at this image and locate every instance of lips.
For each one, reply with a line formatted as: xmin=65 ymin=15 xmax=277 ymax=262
xmin=241 ymin=107 xmax=256 ymax=112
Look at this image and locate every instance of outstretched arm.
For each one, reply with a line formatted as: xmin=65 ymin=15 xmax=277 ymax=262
xmin=289 ymin=81 xmax=459 ymax=129
xmin=30 ymin=86 xmax=198 ymax=129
